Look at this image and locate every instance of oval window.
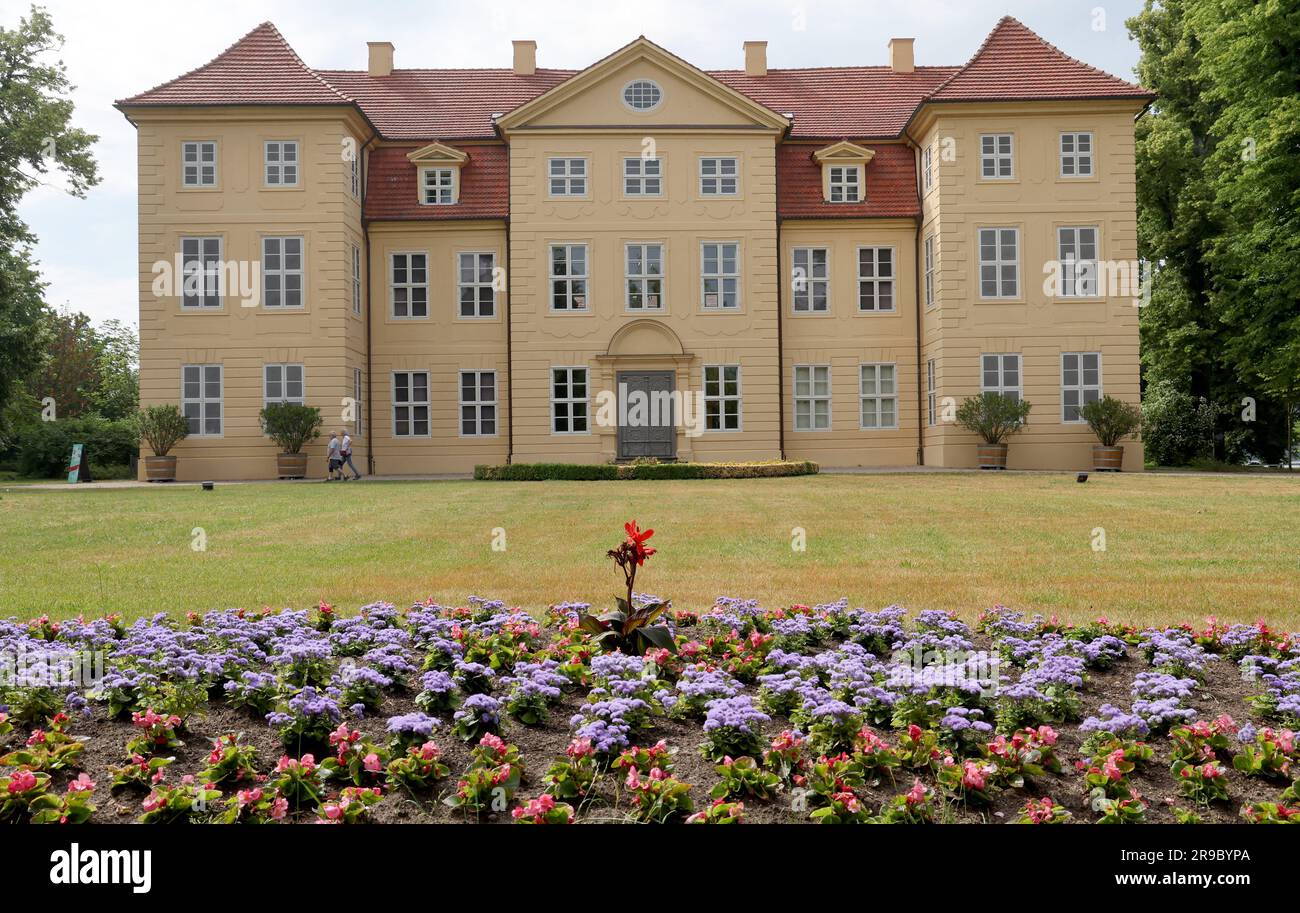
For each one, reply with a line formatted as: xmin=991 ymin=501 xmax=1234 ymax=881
xmin=622 ymin=79 xmax=663 ymax=111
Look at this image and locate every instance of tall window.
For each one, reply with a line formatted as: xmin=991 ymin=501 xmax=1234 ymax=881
xmin=791 ymin=247 xmax=829 ymax=313
xmin=793 ymin=365 xmax=831 ymax=431
xmin=625 ymin=243 xmax=664 ymax=310
xmin=922 ymin=144 xmax=934 ymax=192
xmin=392 ymin=371 xmax=430 ymax=437
xmin=699 ymin=157 xmax=738 ymax=196
xmin=391 ymin=253 xmax=428 ymax=318
xmin=1061 ymin=352 xmax=1102 ymax=423
xmin=181 ymin=364 xmax=222 ymax=436
xmin=1057 ymin=227 xmax=1099 ymax=297
xmin=623 ymin=157 xmax=663 ymax=196
xmin=703 ymin=365 xmax=741 ymax=431
xmin=551 ymin=367 xmax=588 ymax=433
xmin=264 ymin=363 xmax=304 ymax=406
xmin=548 ymin=158 xmax=587 ymax=196
xmin=1060 ymin=132 xmax=1093 ymax=177
xmin=827 ymin=165 xmax=861 ymax=202
xmin=351 ymin=243 xmax=362 ymax=315
xmin=262 ymin=236 xmax=303 ymax=308
xmin=181 ymin=141 xmax=216 ymax=186
xmin=859 ymin=363 xmax=897 ymax=429
xmin=420 ymin=168 xmax=455 ymax=205
xmin=923 ymin=235 xmax=935 ymax=309
xmin=349 ymin=151 xmax=360 ymax=199
xmin=458 ymin=252 xmax=496 ymax=318
xmin=701 ymin=242 xmax=739 ymax=309
xmin=981 ymin=354 xmax=1022 ymax=402
xmin=264 ymin=141 xmax=298 ymax=186
xmin=549 ymin=244 xmax=588 ymax=311
xmin=353 ymin=368 xmax=363 ymax=436
xmin=979 ymin=134 xmax=1014 ymax=179
xmin=926 ymin=359 xmax=937 ymax=426
xmin=459 ymin=370 xmax=497 ymax=436
xmin=180 ymin=237 xmax=222 ymax=309
xmin=857 ymin=247 xmax=894 ymax=312
xmin=978 ymin=228 xmax=1019 ymax=298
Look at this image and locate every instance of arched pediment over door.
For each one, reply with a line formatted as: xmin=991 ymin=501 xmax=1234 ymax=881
xmin=603 ymin=318 xmax=689 ymax=359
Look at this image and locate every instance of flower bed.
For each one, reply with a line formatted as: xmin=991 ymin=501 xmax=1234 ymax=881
xmin=1 ymin=602 xmax=1296 ymax=824
xmin=473 ymin=460 xmax=819 ymax=481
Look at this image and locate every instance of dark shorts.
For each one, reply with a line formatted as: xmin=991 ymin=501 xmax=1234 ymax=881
xmin=329 ymin=458 xmax=342 ymax=470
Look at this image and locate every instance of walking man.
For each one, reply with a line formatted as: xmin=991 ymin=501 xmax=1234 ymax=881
xmin=326 ymin=431 xmax=343 ymax=481
xmin=340 ymin=428 xmax=362 ymax=480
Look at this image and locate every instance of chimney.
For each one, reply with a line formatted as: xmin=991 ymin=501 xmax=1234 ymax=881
xmin=513 ymin=40 xmax=537 ymax=76
xmin=743 ymin=41 xmax=767 ymax=77
xmin=888 ymin=38 xmax=914 ymax=74
xmin=368 ymin=41 xmax=394 ymax=77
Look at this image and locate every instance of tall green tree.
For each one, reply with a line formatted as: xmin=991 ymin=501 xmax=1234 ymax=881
xmin=0 ymin=5 xmax=99 ymax=428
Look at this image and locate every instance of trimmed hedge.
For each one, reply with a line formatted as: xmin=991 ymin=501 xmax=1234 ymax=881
xmin=474 ymin=460 xmax=819 ymax=481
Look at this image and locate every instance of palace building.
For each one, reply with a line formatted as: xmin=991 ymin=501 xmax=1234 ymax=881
xmin=117 ymin=16 xmax=1152 ymax=479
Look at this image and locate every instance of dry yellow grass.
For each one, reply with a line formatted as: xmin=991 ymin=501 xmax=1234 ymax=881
xmin=0 ymin=472 xmax=1297 ymax=628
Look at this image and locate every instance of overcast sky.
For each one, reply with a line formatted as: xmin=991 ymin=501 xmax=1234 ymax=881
xmin=10 ymin=0 xmax=1147 ymax=328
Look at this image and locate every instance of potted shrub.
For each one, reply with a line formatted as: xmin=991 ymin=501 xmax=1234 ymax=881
xmin=260 ymin=402 xmax=323 ymax=479
xmin=956 ymin=393 xmax=1032 ymax=469
xmin=136 ymin=405 xmax=189 ymax=482
xmin=1079 ymin=396 xmax=1141 ymax=471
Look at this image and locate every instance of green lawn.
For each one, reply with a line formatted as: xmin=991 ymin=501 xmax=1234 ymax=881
xmin=1 ymin=473 xmax=1298 ymax=628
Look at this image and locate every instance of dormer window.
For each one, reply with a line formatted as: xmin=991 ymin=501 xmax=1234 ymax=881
xmin=828 ymin=166 xmax=861 ymax=203
xmin=813 ymin=141 xmax=874 ymax=204
xmin=407 ymin=141 xmax=469 ymax=206
xmin=420 ymin=168 xmax=456 ymax=205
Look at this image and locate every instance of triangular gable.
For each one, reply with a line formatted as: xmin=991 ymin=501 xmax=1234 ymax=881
xmin=495 ymin=36 xmax=790 ymax=131
xmin=406 ymin=141 xmax=470 ymax=165
xmin=812 ymin=141 xmax=876 ymax=164
xmin=116 ymin=22 xmax=350 ymax=107
xmin=928 ymin=16 xmax=1152 ymax=102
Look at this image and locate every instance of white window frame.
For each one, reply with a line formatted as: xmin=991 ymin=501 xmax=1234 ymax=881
xmin=390 ymin=252 xmax=428 ymax=319
xmin=1061 ymin=352 xmax=1102 ymax=424
xmin=351 ymin=242 xmax=362 ymax=315
xmin=625 ymin=243 xmax=665 ymax=311
xmin=859 ymin=363 xmax=898 ymax=430
xmin=263 ymin=363 xmax=305 ymax=407
xmin=1060 ymin=132 xmax=1094 ymax=178
xmin=793 ymin=364 xmax=832 ymax=432
xmin=1057 ymin=226 xmax=1100 ymax=298
xmin=392 ymin=371 xmax=430 ymax=438
xmin=699 ymin=157 xmax=739 ymax=196
xmin=827 ymin=165 xmax=862 ymax=203
xmin=923 ymin=235 xmax=936 ymax=309
xmin=353 ymin=368 xmax=364 ymax=436
xmin=264 ymin=140 xmax=299 ymax=187
xmin=981 ymin=354 xmax=1022 ymax=403
xmin=623 ymin=156 xmax=663 ymax=197
xmin=551 ymin=366 xmax=589 ymax=435
xmin=926 ymin=359 xmax=937 ymax=427
xmin=181 ymin=364 xmax=223 ymax=437
xmin=856 ymin=246 xmax=895 ymax=312
xmin=979 ymin=134 xmax=1014 ymax=180
xmin=348 ymin=150 xmax=361 ymax=199
xmin=459 ymin=370 xmax=498 ymax=437
xmin=549 ymin=244 xmax=588 ymax=312
xmin=703 ymin=364 xmax=742 ymax=432
xmin=548 ymin=158 xmax=588 ymax=197
xmin=180 ymin=236 xmax=223 ymax=309
xmin=791 ymin=247 xmax=830 ymax=314
xmin=622 ymin=79 xmax=663 ymax=112
xmin=458 ymin=251 xmax=496 ymax=319
xmin=261 ymin=236 xmax=304 ymax=309
xmin=978 ymin=227 xmax=1020 ymax=299
xmin=701 ymin=241 xmax=740 ymax=310
xmin=922 ymin=144 xmax=934 ymax=193
xmin=419 ymin=167 xmax=457 ymax=205
xmin=181 ymin=141 xmax=217 ymax=187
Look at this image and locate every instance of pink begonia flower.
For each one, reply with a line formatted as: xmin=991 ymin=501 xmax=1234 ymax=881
xmin=363 ymin=753 xmax=382 ymax=773
xmin=905 ymin=778 xmax=926 ymax=806
xmin=271 ymin=797 xmax=288 ymax=820
xmin=68 ymin=773 xmax=96 ymax=793
xmin=1035 ymin=725 xmax=1058 ymax=746
xmin=142 ymin=793 xmax=163 ymax=813
xmin=8 ymin=770 xmax=38 ymax=793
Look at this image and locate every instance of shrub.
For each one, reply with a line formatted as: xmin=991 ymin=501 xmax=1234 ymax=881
xmin=1079 ymin=396 xmax=1142 ymax=447
xmin=1140 ymin=381 xmax=1216 ymax=466
xmin=955 ymin=394 xmax=1032 ymax=445
xmin=136 ymin=405 xmax=188 ymax=457
xmin=474 ymin=460 xmax=819 ymax=481
xmin=14 ymin=416 xmax=138 ymax=477
xmin=260 ymin=402 xmax=322 ymax=454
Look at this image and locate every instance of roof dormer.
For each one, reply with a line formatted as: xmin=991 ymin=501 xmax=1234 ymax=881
xmin=813 ymin=141 xmax=874 ymax=203
xmin=407 ymin=142 xmax=468 ymax=205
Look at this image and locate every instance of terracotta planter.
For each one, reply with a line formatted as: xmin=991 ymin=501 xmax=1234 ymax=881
xmin=143 ymin=455 xmax=177 ymax=482
xmin=1092 ymin=445 xmax=1124 ymax=471
xmin=977 ymin=443 xmax=1009 ymax=470
xmin=277 ymin=452 xmax=309 ymax=479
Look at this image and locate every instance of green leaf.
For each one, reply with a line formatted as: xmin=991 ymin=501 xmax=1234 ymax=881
xmin=637 ymin=625 xmax=676 ymax=652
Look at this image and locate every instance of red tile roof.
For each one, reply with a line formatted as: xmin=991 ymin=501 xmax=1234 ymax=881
xmin=116 ymin=22 xmax=349 ymax=107
xmin=365 ymin=144 xmax=509 ymax=221
xmin=928 ymin=16 xmax=1153 ymax=103
xmin=777 ymin=143 xmax=919 ymax=219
